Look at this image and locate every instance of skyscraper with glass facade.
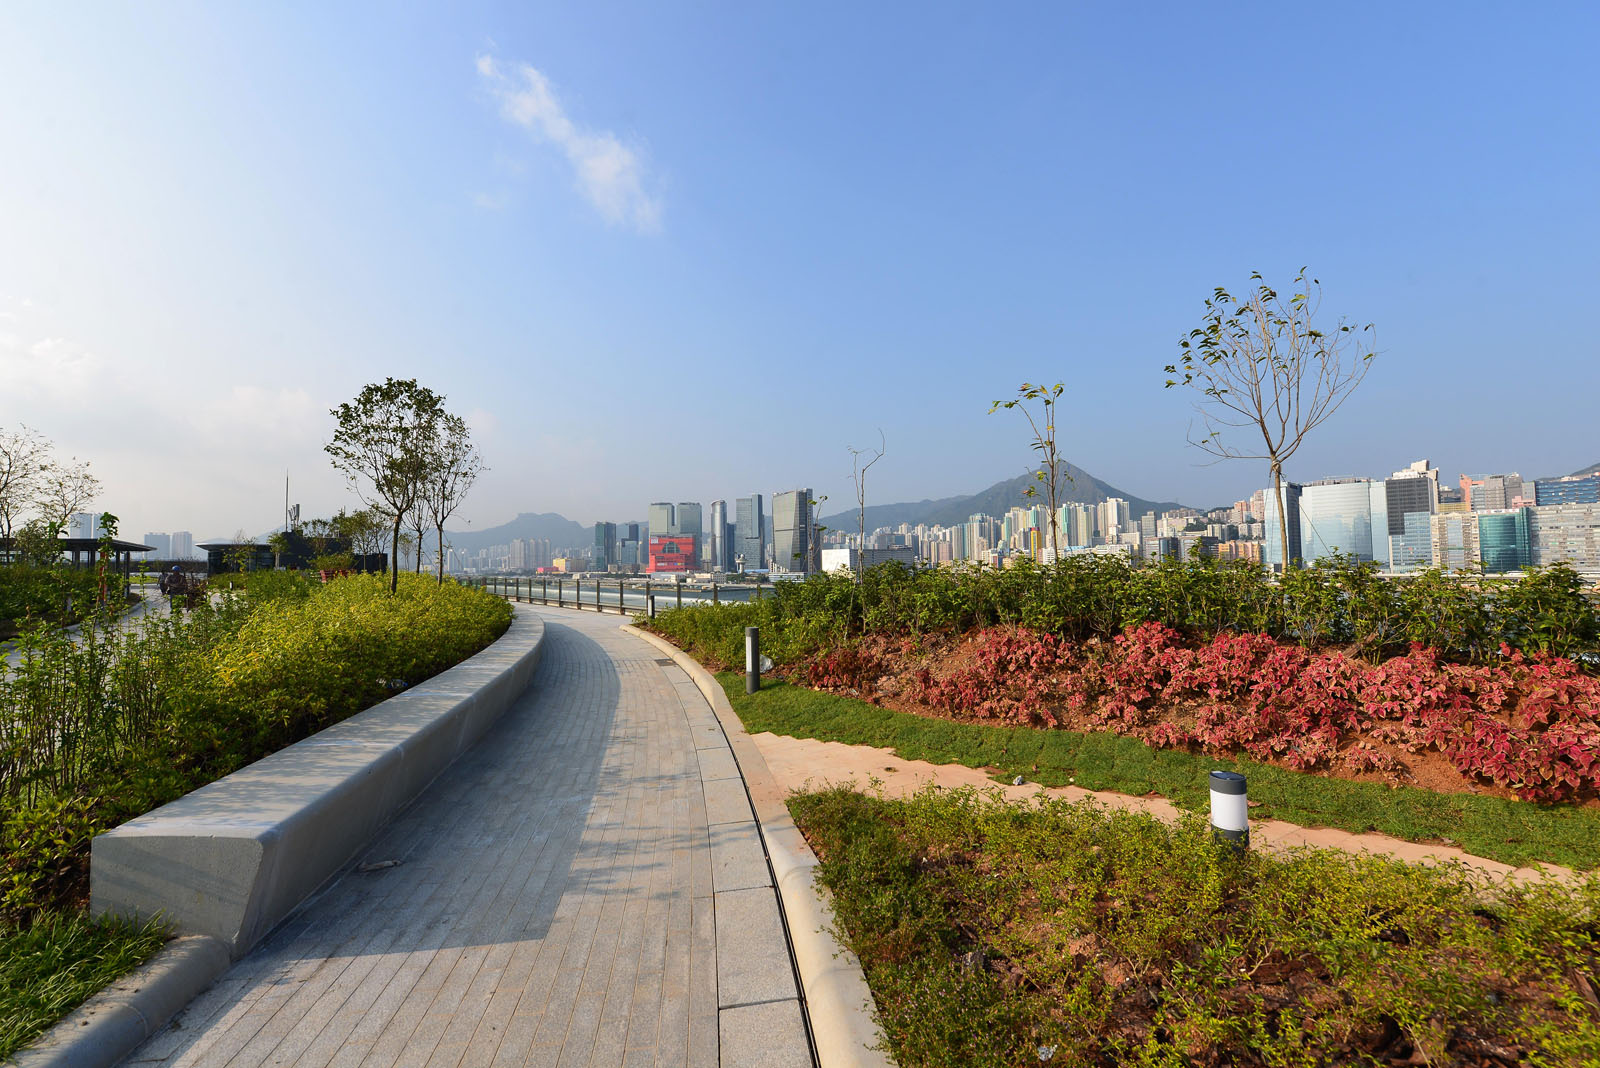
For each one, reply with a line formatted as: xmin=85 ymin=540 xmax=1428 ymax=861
xmin=708 ymin=500 xmax=729 ymax=571
xmin=648 ymin=503 xmax=675 ymax=541
xmin=1295 ymin=478 xmax=1388 ymax=567
xmin=1478 ymin=508 xmax=1533 ymax=573
xmin=1384 ymin=473 xmax=1436 ymax=571
xmin=1534 ymin=475 xmax=1600 ymax=506
xmin=1261 ymin=482 xmax=1303 ymax=572
xmin=771 ymin=489 xmax=817 ymax=573
xmin=735 ymin=494 xmax=765 ymax=571
xmin=593 ymin=522 xmax=616 ymax=570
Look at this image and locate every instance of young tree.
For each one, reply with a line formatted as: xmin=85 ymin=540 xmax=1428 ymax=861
xmin=32 ymin=456 xmax=101 ymax=535
xmin=847 ymin=431 xmax=885 ymax=585
xmin=0 ymin=424 xmax=53 ymax=540
xmin=324 ymin=378 xmax=446 ymax=593
xmin=990 ymin=382 xmax=1071 ymax=563
xmin=1165 ymin=269 xmax=1376 ymax=574
xmin=421 ymin=413 xmax=484 ymax=585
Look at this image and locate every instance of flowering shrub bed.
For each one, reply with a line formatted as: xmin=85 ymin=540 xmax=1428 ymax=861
xmin=886 ymin=624 xmax=1600 ymax=802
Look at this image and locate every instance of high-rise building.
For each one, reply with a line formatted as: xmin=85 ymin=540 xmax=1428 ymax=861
xmin=771 ymin=489 xmax=817 ymax=573
xmin=648 ymin=503 xmax=675 ymax=540
xmin=675 ymin=502 xmax=702 ymax=540
xmin=1430 ymin=512 xmax=1479 ymax=571
xmin=171 ymin=531 xmax=195 ymax=560
xmin=593 ymin=522 xmax=617 ymax=571
xmin=1477 ymin=508 xmax=1533 ymax=573
xmin=1096 ymin=498 xmax=1132 ymax=538
xmin=1384 ymin=462 xmax=1439 ymax=572
xmin=1297 ymin=478 xmax=1389 ymax=567
xmin=1534 ymin=474 xmax=1600 ymax=507
xmin=1460 ymin=472 xmax=1525 ymax=512
xmin=735 ymin=494 xmax=765 ymax=572
xmin=141 ymin=532 xmax=171 ymax=560
xmin=1261 ymin=484 xmax=1303 ymax=572
xmin=1529 ymin=503 xmax=1600 ymax=572
xmin=708 ymin=500 xmax=729 ymax=571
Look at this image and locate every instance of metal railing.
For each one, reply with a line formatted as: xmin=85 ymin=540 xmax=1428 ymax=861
xmin=469 ymin=575 xmax=768 ymax=616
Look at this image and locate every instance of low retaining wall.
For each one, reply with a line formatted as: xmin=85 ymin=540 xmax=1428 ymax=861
xmin=90 ymin=605 xmax=547 ymax=960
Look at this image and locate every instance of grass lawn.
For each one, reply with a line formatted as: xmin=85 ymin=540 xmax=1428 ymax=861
xmin=720 ymin=673 xmax=1600 ymax=871
xmin=0 ymin=913 xmax=167 ymax=1060
xmin=791 ymin=786 xmax=1600 ymax=1068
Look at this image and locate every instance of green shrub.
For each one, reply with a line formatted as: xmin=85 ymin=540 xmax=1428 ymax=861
xmin=0 ymin=566 xmax=117 ymax=638
xmin=644 ymin=557 xmax=1599 ymax=669
xmin=793 ymin=786 xmax=1600 ymax=1068
xmin=0 ymin=573 xmax=512 ymax=923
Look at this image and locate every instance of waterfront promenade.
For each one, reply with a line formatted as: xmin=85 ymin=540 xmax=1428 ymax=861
xmin=121 ymin=607 xmax=808 ymax=1068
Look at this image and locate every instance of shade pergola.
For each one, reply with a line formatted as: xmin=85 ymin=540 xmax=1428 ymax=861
xmin=0 ymin=537 xmax=154 ymax=579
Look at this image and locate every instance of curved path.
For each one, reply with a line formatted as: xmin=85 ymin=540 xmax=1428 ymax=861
xmin=123 ymin=607 xmax=810 ymax=1068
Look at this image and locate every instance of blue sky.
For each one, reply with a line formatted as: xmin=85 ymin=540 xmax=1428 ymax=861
xmin=2 ymin=3 xmax=1596 ymax=540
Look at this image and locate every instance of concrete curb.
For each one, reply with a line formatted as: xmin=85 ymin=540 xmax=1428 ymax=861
xmin=623 ymin=625 xmax=895 ymax=1068
xmin=9 ymin=936 xmax=230 ymax=1068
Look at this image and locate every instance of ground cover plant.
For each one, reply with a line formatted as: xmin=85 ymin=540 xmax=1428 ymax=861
xmin=0 ymin=572 xmax=511 ymax=1054
xmin=722 ymin=674 xmax=1600 ymax=871
xmin=0 ymin=913 xmax=167 ymax=1061
xmin=792 ymin=785 xmax=1600 ymax=1068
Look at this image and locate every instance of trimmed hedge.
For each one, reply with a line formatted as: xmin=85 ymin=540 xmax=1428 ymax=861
xmin=645 ymin=555 xmax=1600 ymax=670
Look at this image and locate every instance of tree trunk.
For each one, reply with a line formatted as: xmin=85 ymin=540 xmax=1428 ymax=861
xmin=390 ymin=517 xmax=402 ymax=593
xmin=1272 ymin=462 xmax=1290 ymax=575
xmin=435 ymin=523 xmax=446 ymax=585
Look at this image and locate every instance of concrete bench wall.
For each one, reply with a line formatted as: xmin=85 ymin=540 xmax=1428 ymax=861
xmin=91 ymin=605 xmax=547 ymax=959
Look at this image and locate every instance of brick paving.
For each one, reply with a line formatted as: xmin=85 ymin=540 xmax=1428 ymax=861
xmin=124 ymin=607 xmax=806 ymax=1068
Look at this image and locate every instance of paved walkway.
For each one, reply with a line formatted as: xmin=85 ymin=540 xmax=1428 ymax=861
xmin=124 ymin=607 xmax=809 ymax=1068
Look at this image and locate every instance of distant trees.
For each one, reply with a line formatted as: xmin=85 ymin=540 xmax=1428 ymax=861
xmin=324 ymin=379 xmax=483 ymax=592
xmin=0 ymin=424 xmax=100 ymax=553
xmin=1165 ymin=269 xmax=1376 ymax=574
xmin=990 ymin=383 xmax=1070 ymax=563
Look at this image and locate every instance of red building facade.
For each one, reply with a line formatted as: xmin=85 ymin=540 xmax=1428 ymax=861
xmin=647 ymin=535 xmax=697 ymax=573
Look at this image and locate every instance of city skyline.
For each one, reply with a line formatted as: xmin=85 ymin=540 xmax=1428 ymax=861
xmin=4 ymin=6 xmax=1599 ymax=542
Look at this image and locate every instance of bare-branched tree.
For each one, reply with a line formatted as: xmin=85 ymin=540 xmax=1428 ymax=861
xmin=33 ymin=456 xmax=101 ymax=536
xmin=990 ymin=382 xmax=1071 ymax=563
xmin=0 ymin=425 xmax=53 ymax=540
xmin=847 ymin=430 xmax=885 ymax=585
xmin=1165 ymin=268 xmax=1376 ymax=574
xmin=422 ymin=413 xmax=485 ymax=584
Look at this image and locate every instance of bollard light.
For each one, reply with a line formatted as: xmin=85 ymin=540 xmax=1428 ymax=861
xmin=1209 ymin=770 xmax=1249 ymax=853
xmin=745 ymin=626 xmax=761 ymax=694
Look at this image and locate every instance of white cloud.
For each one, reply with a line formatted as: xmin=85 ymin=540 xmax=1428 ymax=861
xmin=471 ymin=190 xmax=508 ymax=211
xmin=477 ymin=54 xmax=661 ymax=233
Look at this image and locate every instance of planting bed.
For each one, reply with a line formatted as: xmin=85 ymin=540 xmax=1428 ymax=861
xmin=793 ymin=785 xmax=1600 ymax=1068
xmin=797 ymin=624 xmax=1600 ymax=806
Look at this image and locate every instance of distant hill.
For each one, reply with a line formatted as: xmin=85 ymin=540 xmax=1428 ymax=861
xmin=444 ymin=512 xmax=592 ymax=553
xmin=817 ymin=465 xmax=1188 ymax=534
xmin=1571 ymin=462 xmax=1600 ymax=478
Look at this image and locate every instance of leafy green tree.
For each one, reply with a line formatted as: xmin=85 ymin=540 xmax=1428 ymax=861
xmin=325 ymin=379 xmax=446 ymax=593
xmin=990 ymin=383 xmax=1070 ymax=563
xmin=1166 ymin=269 xmax=1375 ymax=574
